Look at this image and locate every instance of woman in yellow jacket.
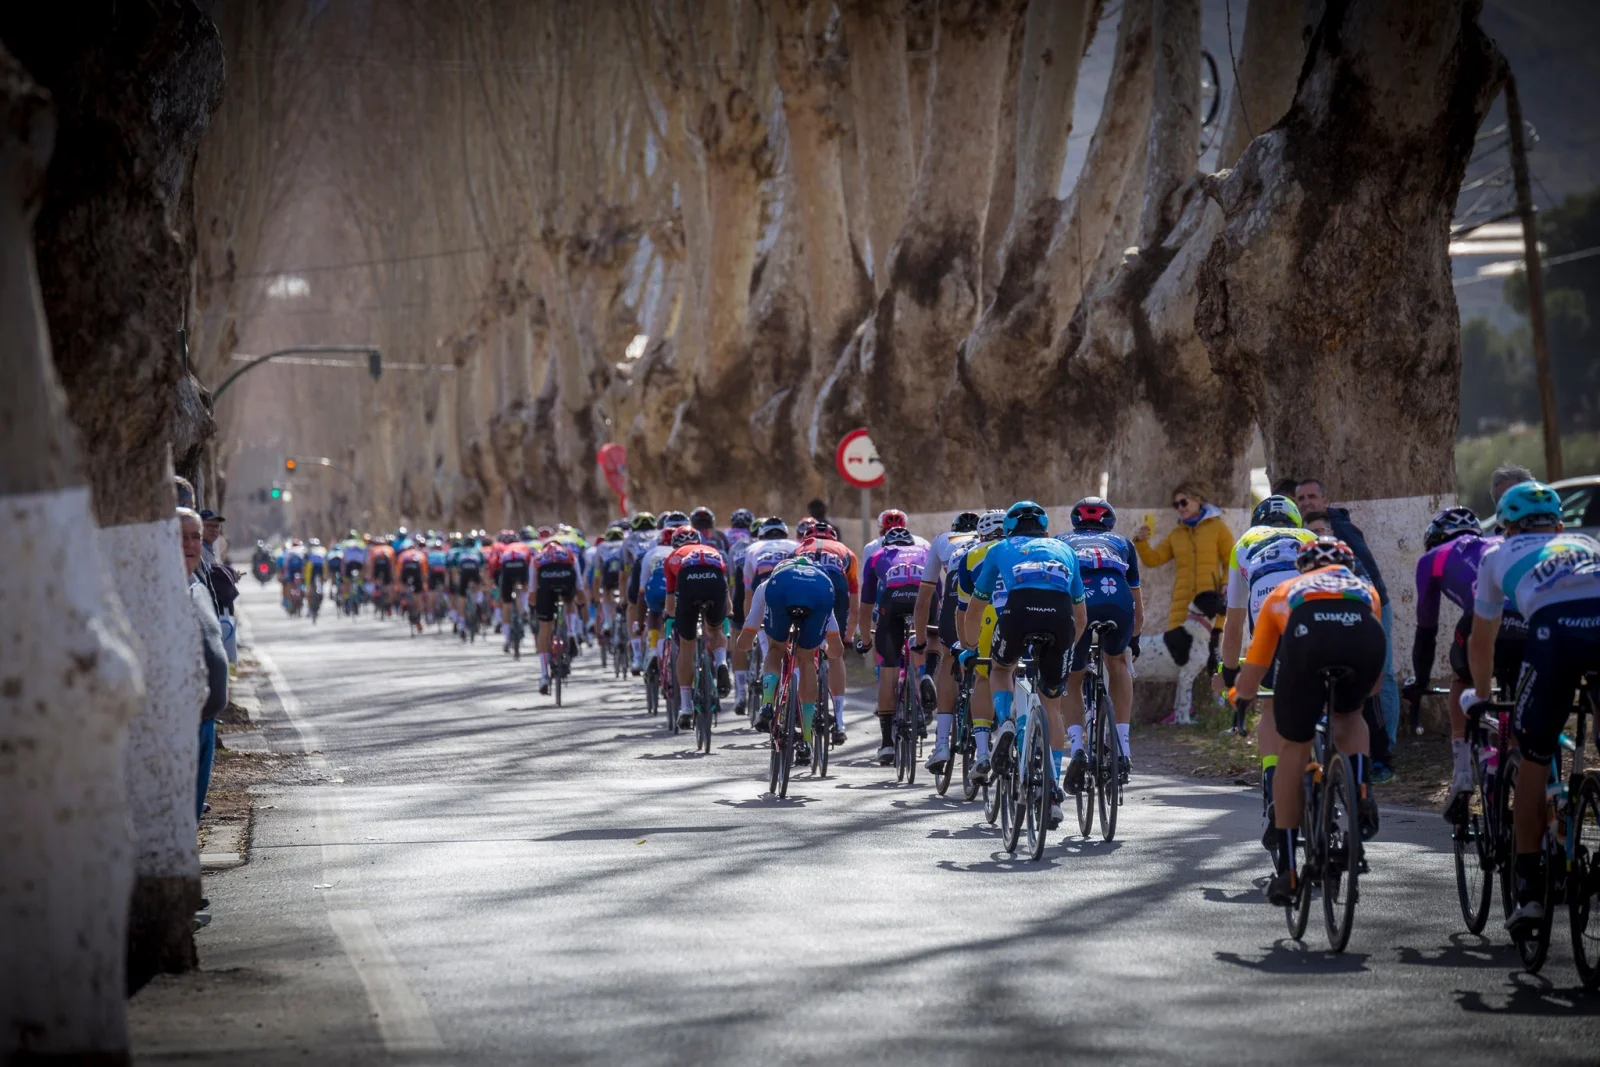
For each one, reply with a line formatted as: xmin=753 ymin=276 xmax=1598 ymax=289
xmin=1132 ymin=485 xmax=1234 ymax=629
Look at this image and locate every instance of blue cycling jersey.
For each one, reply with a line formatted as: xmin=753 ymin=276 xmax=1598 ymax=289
xmin=1057 ymin=530 xmax=1140 ymax=586
xmin=972 ymin=535 xmax=1086 ymax=608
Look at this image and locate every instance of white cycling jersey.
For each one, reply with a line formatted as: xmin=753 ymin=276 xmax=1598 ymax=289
xmin=862 ymin=533 xmax=929 ymax=563
xmin=1225 ymin=526 xmax=1318 ymax=625
xmin=744 ymin=538 xmax=799 ymax=588
xmin=1473 ymin=531 xmax=1600 ymax=621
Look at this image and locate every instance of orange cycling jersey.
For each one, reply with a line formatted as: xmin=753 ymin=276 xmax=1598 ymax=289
xmin=796 ymin=536 xmax=860 ymax=595
xmin=397 ymin=547 xmax=428 ymax=577
xmin=369 ymin=544 xmax=396 ymax=569
xmin=1244 ymin=565 xmax=1382 ymax=668
xmin=664 ymin=544 xmax=726 ymax=594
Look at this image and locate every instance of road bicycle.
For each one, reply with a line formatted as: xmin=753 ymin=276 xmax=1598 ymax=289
xmin=1075 ymin=621 xmax=1124 ymax=842
xmin=998 ymin=642 xmax=1055 ymax=861
xmin=1437 ymin=684 xmax=1509 ymax=936
xmin=663 ymin=623 xmax=681 ymax=735
xmin=766 ymin=608 xmax=811 ymax=798
xmin=1282 ymin=666 xmax=1364 ymax=953
xmin=689 ymin=607 xmax=718 ymax=754
xmin=937 ymin=658 xmax=980 ymax=802
xmin=809 ymin=652 xmax=833 ymax=778
xmin=505 ymin=588 xmax=527 ymax=661
xmin=550 ymin=596 xmax=572 ymax=706
xmin=890 ymin=613 xmax=925 ymax=785
xmin=460 ymin=589 xmax=482 ymax=643
xmin=308 ymin=581 xmax=323 ymax=624
xmin=1506 ymin=672 xmax=1600 ymax=986
xmin=743 ymin=644 xmax=763 ymax=724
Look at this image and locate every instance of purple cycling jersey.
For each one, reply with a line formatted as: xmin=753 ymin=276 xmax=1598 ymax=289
xmin=1414 ymin=534 xmax=1495 ymax=628
xmin=862 ymin=544 xmax=930 ymax=604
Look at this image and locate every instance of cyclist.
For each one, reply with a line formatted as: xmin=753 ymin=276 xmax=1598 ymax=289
xmin=397 ymin=539 xmax=429 ymax=633
xmin=742 ymin=556 xmax=846 ymax=766
xmin=743 ymin=517 xmax=799 ymax=610
xmin=862 ymin=508 xmax=928 ymax=562
xmin=911 ymin=512 xmax=980 ymax=772
xmin=340 ymin=531 xmax=366 ymax=607
xmin=496 ymin=534 xmax=533 ymax=653
xmin=1401 ymin=506 xmax=1512 ymax=819
xmin=426 ymin=537 xmax=449 ymax=619
xmin=532 ymin=533 xmax=584 ymax=694
xmin=624 ymin=513 xmax=658 ymax=673
xmin=280 ymin=539 xmax=305 ymax=612
xmin=325 ymin=538 xmax=343 ymax=599
xmin=795 ymin=520 xmax=857 ymax=746
xmin=862 ymin=526 xmax=933 ymax=766
xmin=589 ymin=524 xmax=629 ymax=648
xmin=304 ymin=538 xmax=328 ymax=602
xmin=1463 ymin=480 xmax=1600 ymax=936
xmin=368 ymin=535 xmax=396 ymax=597
xmin=454 ymin=532 xmax=485 ymax=630
xmin=953 ymin=509 xmax=1009 ymax=781
xmin=966 ymin=501 xmax=1087 ymax=828
xmin=1234 ymin=536 xmax=1385 ymax=906
xmin=664 ymin=528 xmax=734 ymax=728
xmin=726 ymin=508 xmax=757 ymax=701
xmin=634 ymin=525 xmax=681 ymax=682
xmin=1059 ymin=497 xmax=1144 ymax=791
xmin=689 ymin=506 xmax=729 ymax=553
xmin=1218 ymin=495 xmax=1317 ymax=849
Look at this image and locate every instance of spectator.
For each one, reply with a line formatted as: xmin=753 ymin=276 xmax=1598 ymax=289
xmin=180 ymin=508 xmax=228 ymax=824
xmin=201 ymin=509 xmax=240 ymax=663
xmin=174 ymin=475 xmax=195 ymax=509
xmin=806 ymin=498 xmax=828 ymax=523
xmin=1491 ymin=463 xmax=1536 ymax=504
xmin=1270 ymin=476 xmax=1299 ymax=498
xmin=1295 ymin=478 xmax=1398 ymax=783
xmin=1133 ymin=483 xmax=1234 ymax=632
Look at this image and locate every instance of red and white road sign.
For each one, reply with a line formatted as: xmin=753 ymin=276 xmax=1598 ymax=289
xmin=835 ymin=429 xmax=885 ymax=489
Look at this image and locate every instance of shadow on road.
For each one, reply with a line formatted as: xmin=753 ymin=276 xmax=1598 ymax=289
xmin=1214 ymin=943 xmax=1372 ymax=974
xmin=1453 ymin=972 xmax=1600 ymax=1015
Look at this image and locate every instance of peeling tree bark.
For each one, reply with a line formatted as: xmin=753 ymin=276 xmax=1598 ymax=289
xmin=0 ymin=45 xmax=144 ymax=1062
xmin=1196 ymin=0 xmax=1505 ymax=498
xmin=0 ymin=0 xmax=225 ymax=991
xmin=841 ymin=0 xmax=916 ymax=293
xmin=814 ymin=0 xmax=1025 ymax=509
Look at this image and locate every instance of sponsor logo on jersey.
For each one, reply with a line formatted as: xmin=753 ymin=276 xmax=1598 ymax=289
xmin=1312 ymin=611 xmax=1362 ymax=626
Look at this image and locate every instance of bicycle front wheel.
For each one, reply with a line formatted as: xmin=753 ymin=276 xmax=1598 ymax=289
xmin=1286 ymin=783 xmax=1314 ymax=942
xmin=1076 ymin=710 xmax=1096 ymax=839
xmin=1321 ymin=752 xmax=1360 ymax=953
xmin=1454 ymin=761 xmax=1493 ymax=935
xmin=1025 ymin=719 xmax=1050 ymax=861
xmin=1495 ymin=754 xmax=1518 ymax=922
xmin=777 ymin=688 xmax=797 ymax=798
xmin=645 ymin=660 xmax=660 ymax=717
xmin=1097 ymin=693 xmax=1120 ymax=842
xmin=1570 ymin=775 xmax=1600 ymax=990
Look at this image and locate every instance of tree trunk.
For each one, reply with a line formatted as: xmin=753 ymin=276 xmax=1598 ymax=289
xmin=1215 ymin=0 xmax=1313 ymax=169
xmin=1197 ymin=0 xmax=1503 ymax=498
xmin=841 ymin=1 xmax=916 ymax=293
xmin=979 ymin=16 xmax=1026 ymax=307
xmin=0 ymin=46 xmax=144 ymax=1064
xmin=0 ymin=0 xmax=225 ymax=990
xmin=815 ymin=0 xmax=1025 ymax=510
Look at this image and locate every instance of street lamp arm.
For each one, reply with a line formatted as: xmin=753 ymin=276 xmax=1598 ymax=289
xmin=212 ymin=345 xmax=380 ymax=402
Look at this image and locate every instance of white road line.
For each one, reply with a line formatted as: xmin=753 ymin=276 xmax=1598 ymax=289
xmin=251 ymin=642 xmax=444 ymax=1054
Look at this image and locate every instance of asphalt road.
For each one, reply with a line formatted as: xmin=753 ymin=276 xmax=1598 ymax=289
xmin=129 ymin=581 xmax=1600 ymax=1065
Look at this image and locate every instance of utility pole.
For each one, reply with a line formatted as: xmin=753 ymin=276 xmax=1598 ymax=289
xmin=1505 ymin=73 xmax=1563 ymax=481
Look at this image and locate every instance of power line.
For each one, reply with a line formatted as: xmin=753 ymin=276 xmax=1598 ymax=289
xmin=1452 ymin=243 xmax=1600 ymax=287
xmin=236 ymin=241 xmax=520 ymax=280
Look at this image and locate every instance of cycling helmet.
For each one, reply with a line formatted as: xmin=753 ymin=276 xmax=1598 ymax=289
xmin=1070 ymin=496 xmax=1116 ymax=531
xmin=730 ymin=508 xmax=754 ymax=530
xmin=951 ymin=510 xmax=981 ymax=533
xmin=795 ymin=517 xmax=819 ymax=540
xmin=1251 ymin=495 xmax=1303 ymax=529
xmin=758 ymin=516 xmax=790 ymax=539
xmin=882 ymin=527 xmax=916 ymax=548
xmin=1003 ymin=499 xmax=1049 ymax=535
xmin=977 ymin=509 xmax=1006 ymax=540
xmin=347 ymin=528 xmax=359 ymax=539
xmin=497 ymin=529 xmax=517 ymax=544
xmin=450 ymin=535 xmax=464 ymax=548
xmin=1296 ymin=535 xmax=1356 ymax=573
xmin=536 ymin=525 xmax=555 ymax=540
xmin=630 ymin=511 xmax=657 ymax=531
xmin=659 ymin=510 xmax=690 ymax=529
xmin=812 ymin=520 xmax=839 ymax=541
xmin=603 ymin=526 xmax=625 ymax=542
xmin=658 ymin=527 xmax=677 ymax=545
xmin=309 ymin=537 xmax=321 ymax=546
xmin=690 ymin=506 xmax=716 ymax=531
xmin=671 ymin=528 xmax=701 ymax=548
xmin=878 ymin=509 xmax=908 ymax=534
xmin=1496 ymin=479 xmax=1562 ymax=528
xmin=1423 ymin=506 xmax=1481 ymax=549
xmin=520 ymin=525 xmax=537 ymax=542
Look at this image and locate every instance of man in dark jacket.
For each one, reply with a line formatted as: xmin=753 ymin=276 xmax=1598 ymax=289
xmin=1297 ymin=479 xmax=1399 ymax=782
xmin=181 ymin=509 xmax=229 ymax=822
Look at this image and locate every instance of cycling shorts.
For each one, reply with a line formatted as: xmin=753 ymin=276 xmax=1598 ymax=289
xmin=1449 ymin=610 xmax=1526 ymax=690
xmin=1271 ymin=601 xmax=1386 ymax=744
xmin=937 ymin=590 xmax=960 ymax=648
xmin=399 ymin=564 xmax=424 ymax=593
xmin=1070 ymin=599 xmax=1134 ymax=671
xmin=1512 ymin=599 xmax=1600 ymax=764
xmin=457 ymin=567 xmax=481 ymax=595
xmin=344 ymin=560 xmax=364 ymax=579
xmin=535 ymin=566 xmax=579 ymax=622
xmin=874 ymin=586 xmax=922 ymax=668
xmin=498 ymin=561 xmax=530 ymax=603
xmin=757 ymin=573 xmax=838 ymax=650
xmin=372 ymin=562 xmax=392 ymax=583
xmin=991 ymin=587 xmax=1077 ymax=697
xmin=310 ymin=562 xmax=324 ymax=579
xmin=601 ymin=561 xmax=623 ymax=593
xmin=428 ymin=571 xmax=446 ymax=590
xmin=673 ymin=569 xmax=728 ymax=641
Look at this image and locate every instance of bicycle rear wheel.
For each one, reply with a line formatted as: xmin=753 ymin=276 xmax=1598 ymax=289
xmin=1097 ymin=691 xmax=1120 ymax=842
xmin=777 ymin=687 xmax=798 ymax=798
xmin=1454 ymin=761 xmax=1493 ymax=935
xmin=1321 ymin=752 xmax=1360 ymax=953
xmin=1286 ymin=784 xmax=1315 ymax=941
xmin=697 ymin=647 xmax=715 ymax=754
xmin=645 ymin=659 xmax=660 ymax=717
xmin=1570 ymin=775 xmax=1600 ymax=990
xmin=1076 ymin=710 xmax=1096 ymax=839
xmin=1025 ymin=718 xmax=1050 ymax=861
xmin=1496 ymin=754 xmax=1518 ymax=922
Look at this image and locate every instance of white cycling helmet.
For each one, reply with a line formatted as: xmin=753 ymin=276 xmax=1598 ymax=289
xmin=976 ymin=509 xmax=1006 ymax=540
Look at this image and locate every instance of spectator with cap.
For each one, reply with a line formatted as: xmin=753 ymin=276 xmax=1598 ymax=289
xmin=180 ymin=508 xmax=228 ymax=823
xmin=201 ymin=509 xmax=240 ymax=663
xmin=1295 ymin=477 xmax=1399 ymax=783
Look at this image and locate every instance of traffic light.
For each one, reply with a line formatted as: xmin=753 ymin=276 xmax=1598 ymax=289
xmin=270 ymin=486 xmax=282 ymax=500
xmin=285 ymin=458 xmax=297 ymax=473
xmin=368 ymin=349 xmax=382 ymax=381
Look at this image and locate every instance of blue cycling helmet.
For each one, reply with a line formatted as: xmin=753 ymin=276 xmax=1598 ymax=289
xmin=1003 ymin=500 xmax=1049 ymax=535
xmin=1496 ymin=480 xmax=1561 ymax=528
xmin=1251 ymin=495 xmax=1303 ymax=529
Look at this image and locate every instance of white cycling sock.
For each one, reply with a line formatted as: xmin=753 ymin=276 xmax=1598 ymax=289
xmin=713 ymin=647 xmax=727 ymax=667
xmin=1117 ymin=722 xmax=1131 ymax=758
xmin=631 ymin=637 xmax=643 ymax=662
xmin=735 ymin=670 xmax=748 ymax=701
xmin=1067 ymin=724 xmax=1084 ymax=755
xmin=832 ymin=694 xmax=845 ymax=731
xmin=679 ymin=685 xmax=693 ymax=711
xmin=934 ymin=712 xmax=954 ymax=747
xmin=1451 ymin=737 xmax=1469 ymax=777
xmin=539 ymin=654 xmax=551 ymax=683
xmin=974 ymin=728 xmax=991 ymax=761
